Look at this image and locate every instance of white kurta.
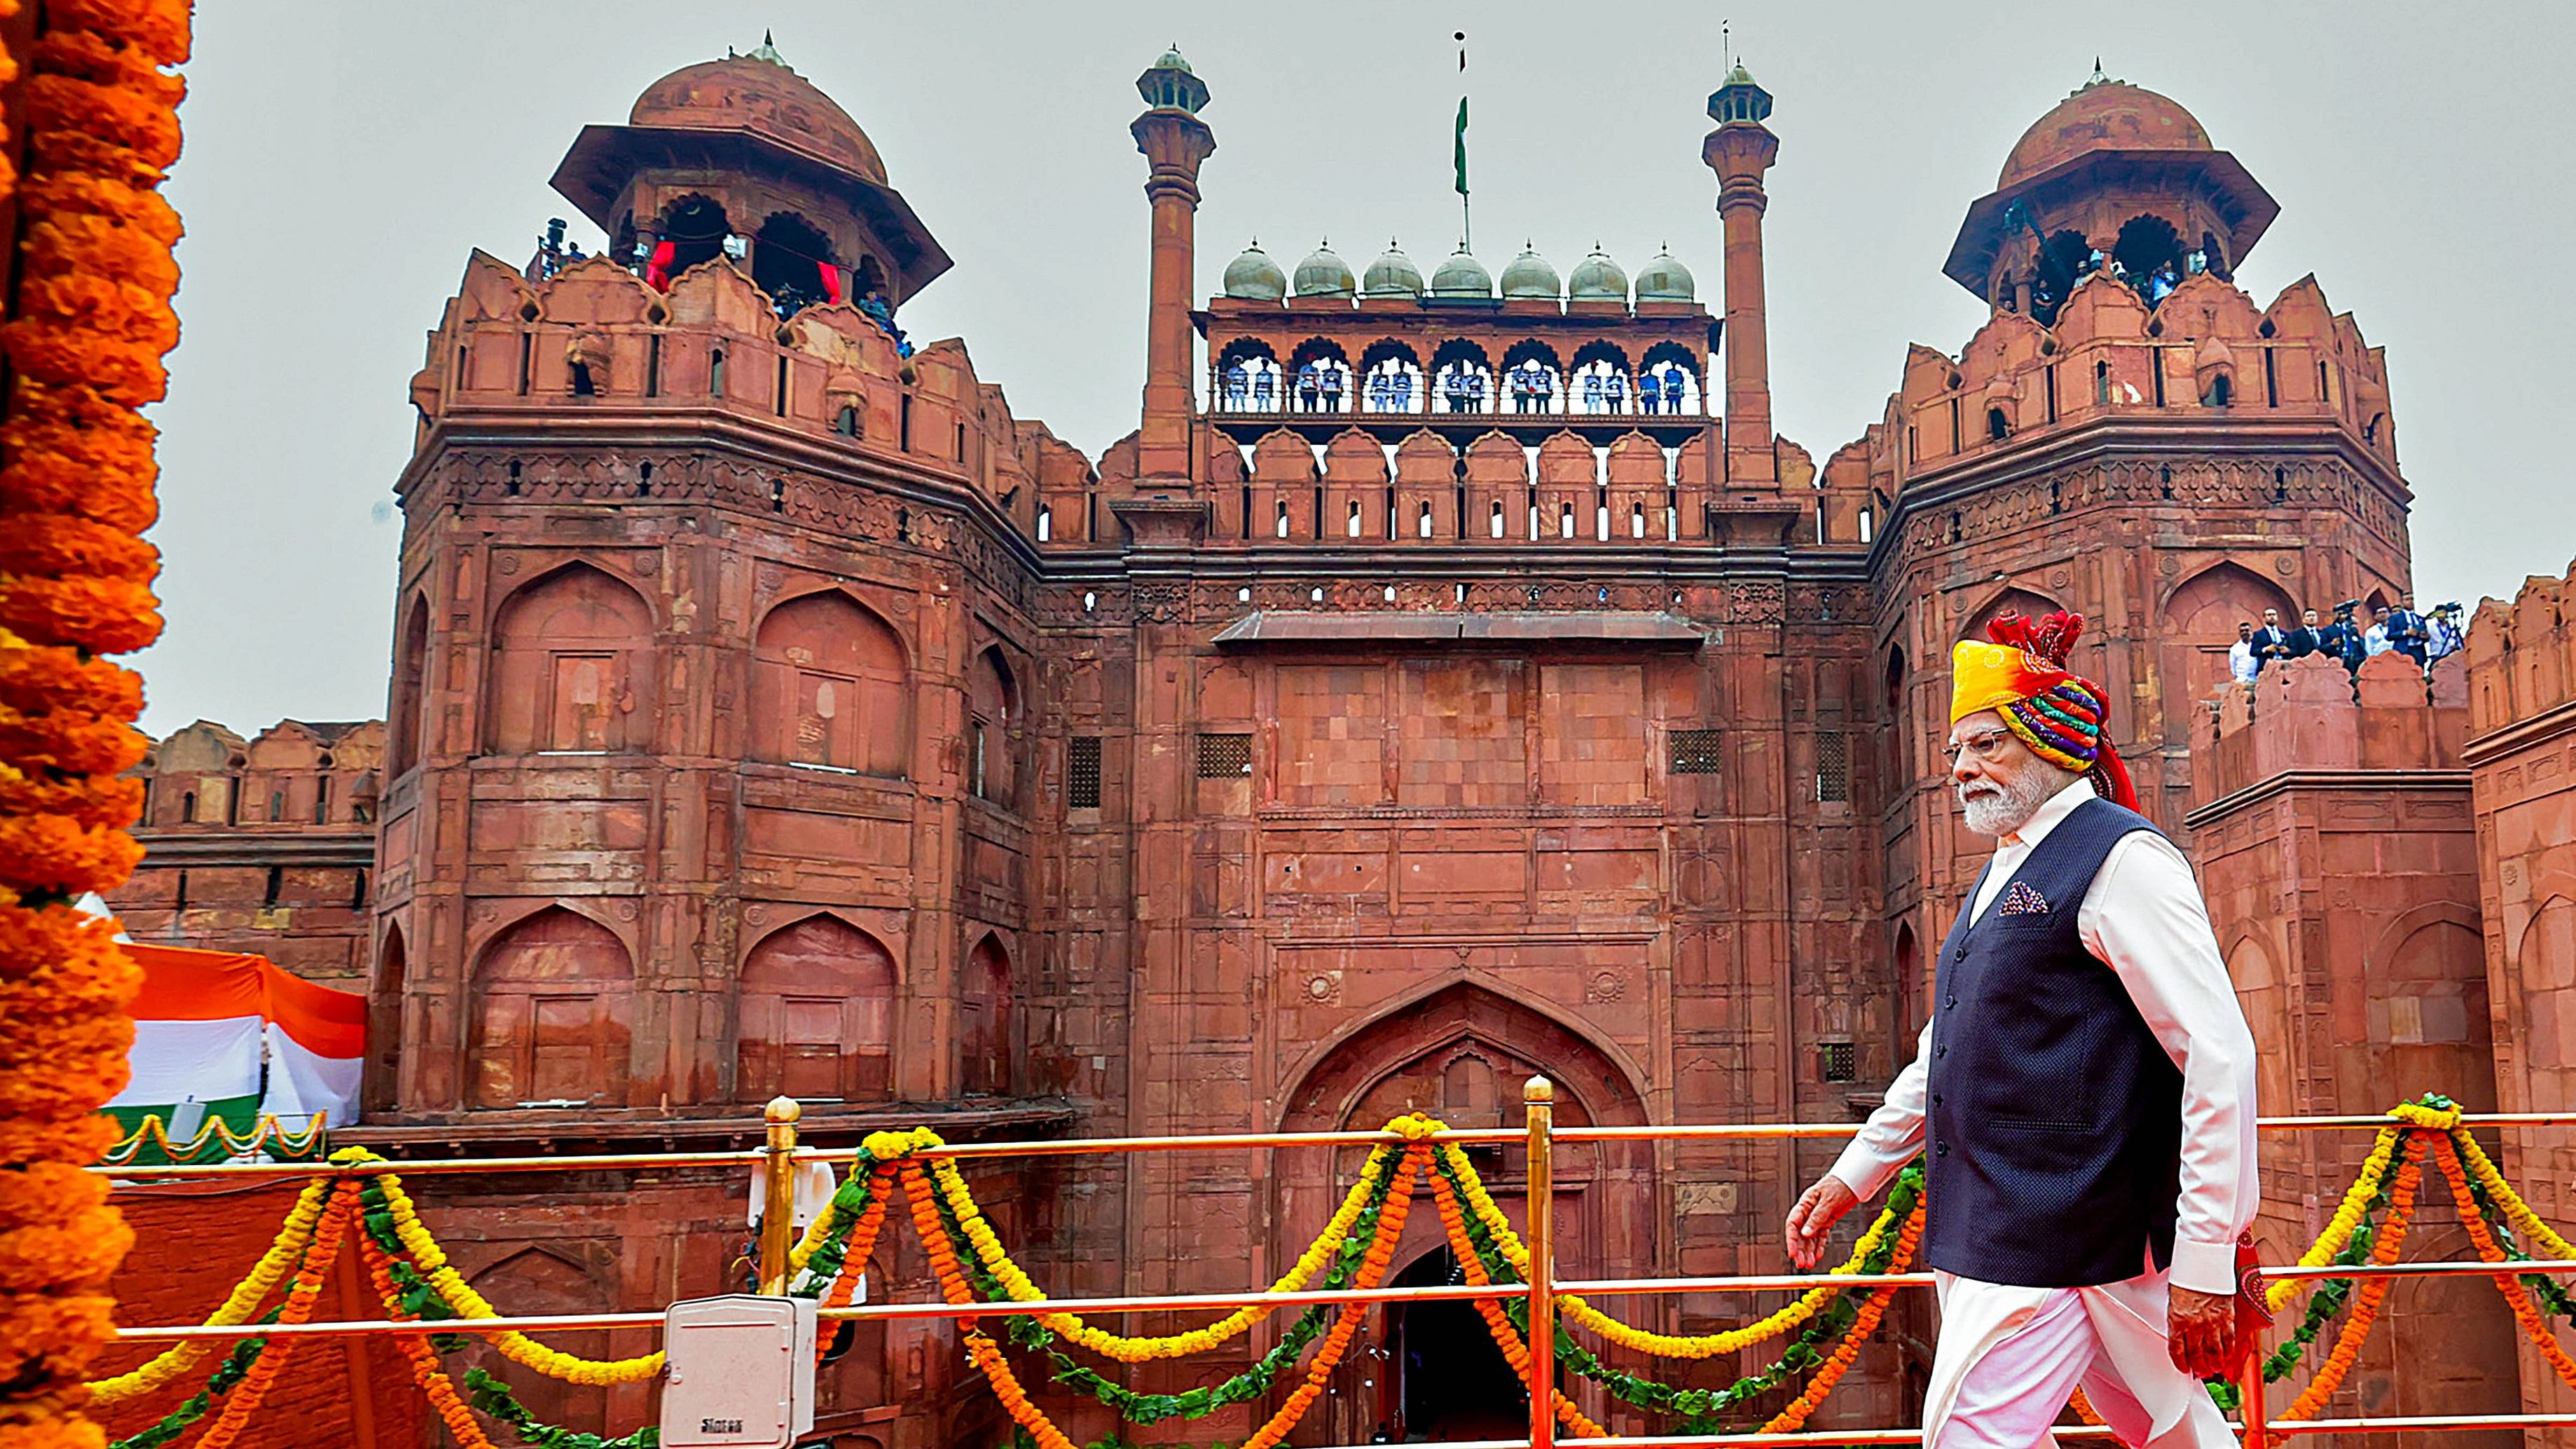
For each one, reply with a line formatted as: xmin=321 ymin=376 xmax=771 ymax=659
xmin=1830 ymin=779 xmax=2259 ymax=1446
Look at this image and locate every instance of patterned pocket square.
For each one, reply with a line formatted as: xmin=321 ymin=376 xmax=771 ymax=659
xmin=1995 ymin=881 xmax=2051 ymax=916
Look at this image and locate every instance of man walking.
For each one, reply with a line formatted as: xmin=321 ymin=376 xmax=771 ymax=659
xmin=1784 ymin=610 xmax=2257 ymax=1448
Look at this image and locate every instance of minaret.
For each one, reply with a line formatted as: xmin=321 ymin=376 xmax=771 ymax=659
xmin=1131 ymin=48 xmax=1215 ymax=486
xmin=1703 ymin=63 xmax=1779 ymax=487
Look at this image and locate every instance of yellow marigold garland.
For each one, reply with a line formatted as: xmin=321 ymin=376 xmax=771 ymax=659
xmin=0 ymin=3 xmax=191 ymax=1445
xmin=190 ymin=1181 xmax=361 ymax=1449
xmin=2282 ymin=1132 xmax=2427 ymax=1420
xmin=933 ymin=1140 xmax=1397 ymax=1362
xmin=81 ymin=1177 xmax=333 ymax=1403
xmin=1440 ymin=1137 xmax=1891 ymax=1359
xmin=2265 ymin=1125 xmax=2402 ymax=1314
xmin=2430 ymin=1134 xmax=2576 ymax=1390
xmin=2449 ymin=1127 xmax=2576 ymax=1261
xmin=366 ymin=1157 xmax=665 ymax=1385
xmin=1424 ymin=1147 xmax=1606 ymax=1438
xmin=1758 ymin=1198 xmax=1925 ymax=1434
xmin=354 ymin=1216 xmax=499 ymax=1449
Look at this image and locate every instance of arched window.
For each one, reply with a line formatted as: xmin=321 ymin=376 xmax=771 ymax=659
xmin=1217 ymin=339 xmax=1282 ymax=412
xmin=487 ymin=565 xmax=654 ymax=755
xmin=962 ymin=934 xmax=1012 ymax=1097
xmin=1569 ymin=342 xmax=1634 ymax=416
xmin=834 ymin=404 xmax=861 ymax=437
xmin=1418 ymin=502 xmax=1435 ymax=539
xmin=970 ymin=648 xmax=1019 ymax=807
xmin=1035 ymin=505 xmax=1053 ymax=542
xmin=1358 ymin=340 xmax=1426 ymax=414
xmin=752 ymin=212 xmax=840 ymax=317
xmin=1501 ymin=341 xmax=1564 ymax=416
xmin=1489 ymin=500 xmax=1505 ymax=538
xmin=2113 ymin=214 xmax=2186 ymax=305
xmin=1638 ymin=343 xmax=1702 ymax=416
xmin=738 ymin=916 xmax=897 ymax=1103
xmin=469 ymin=907 xmax=634 ymax=1109
xmin=1431 ymin=339 xmax=1494 ymax=415
xmin=1986 ymin=407 xmax=2010 ymax=441
xmin=652 ymin=195 xmax=731 ymax=282
xmin=362 ymin=926 xmax=406 ymax=1115
xmin=751 ymin=592 xmax=909 ymax=776
xmin=1288 ymin=340 xmax=1354 ymax=415
xmin=389 ymin=596 xmax=429 ymax=776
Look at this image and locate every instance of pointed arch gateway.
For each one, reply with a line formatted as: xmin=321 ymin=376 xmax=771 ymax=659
xmin=1269 ymin=981 xmax=1655 ymax=1443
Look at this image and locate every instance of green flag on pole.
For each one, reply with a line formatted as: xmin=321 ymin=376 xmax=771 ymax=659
xmin=1453 ymin=97 xmax=1469 ymax=195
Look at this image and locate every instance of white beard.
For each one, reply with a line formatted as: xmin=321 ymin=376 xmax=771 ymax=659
xmin=1956 ymin=762 xmax=2067 ymax=837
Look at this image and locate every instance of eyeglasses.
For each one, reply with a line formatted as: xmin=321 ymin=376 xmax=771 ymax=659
xmin=1943 ymin=729 xmax=2016 ymax=766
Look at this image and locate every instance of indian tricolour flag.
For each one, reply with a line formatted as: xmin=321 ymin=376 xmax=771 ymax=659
xmin=105 ymin=941 xmax=368 ymax=1134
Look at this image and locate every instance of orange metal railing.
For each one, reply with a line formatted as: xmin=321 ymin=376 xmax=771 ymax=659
xmin=91 ymin=1085 xmax=2576 ymax=1447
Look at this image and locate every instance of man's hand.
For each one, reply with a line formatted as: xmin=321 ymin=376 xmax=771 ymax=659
xmin=2167 ymin=1285 xmax=2236 ymax=1377
xmin=1783 ymin=1176 xmax=1858 ymax=1270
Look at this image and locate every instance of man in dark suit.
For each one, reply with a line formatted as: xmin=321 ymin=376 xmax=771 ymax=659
xmin=2250 ymin=607 xmax=2294 ymax=674
xmin=2285 ymin=607 xmax=2324 ymax=660
xmin=2381 ymin=591 xmax=2432 ymax=666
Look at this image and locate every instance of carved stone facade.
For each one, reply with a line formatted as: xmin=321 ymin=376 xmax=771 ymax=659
xmin=107 ymin=51 xmax=2553 ymax=1448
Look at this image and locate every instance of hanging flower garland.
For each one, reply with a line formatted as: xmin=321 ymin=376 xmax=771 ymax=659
xmin=2429 ymin=1134 xmax=2576 ymax=1389
xmin=2280 ymin=1131 xmax=2428 ymax=1420
xmin=184 ymin=1181 xmax=360 ymax=1449
xmin=83 ymin=1177 xmax=334 ymax=1404
xmin=1757 ymin=1199 xmax=1924 ymax=1435
xmin=364 ymin=1154 xmax=666 ymax=1385
xmin=935 ymin=1136 xmax=1399 ymax=1363
xmin=0 ymin=1 xmax=192 ymax=1442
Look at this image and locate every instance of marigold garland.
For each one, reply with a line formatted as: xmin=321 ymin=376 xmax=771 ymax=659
xmin=354 ymin=1218 xmax=497 ymax=1449
xmin=0 ymin=3 xmax=191 ymax=1443
xmin=186 ymin=1181 xmax=359 ymax=1449
xmin=936 ymin=1137 xmax=1398 ymax=1363
xmin=363 ymin=1153 xmax=665 ymax=1385
xmin=2281 ymin=1132 xmax=2427 ymax=1420
xmin=83 ymin=1177 xmax=332 ymax=1403
xmin=2266 ymin=1125 xmax=2402 ymax=1314
xmin=2430 ymin=1135 xmax=2576 ymax=1390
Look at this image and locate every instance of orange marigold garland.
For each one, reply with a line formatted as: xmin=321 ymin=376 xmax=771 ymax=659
xmin=2431 ymin=1135 xmax=2576 ymax=1390
xmin=1759 ymin=1198 xmax=1925 ymax=1435
xmin=0 ymin=2 xmax=190 ymax=1447
xmin=1424 ymin=1155 xmax=1606 ymax=1438
xmin=354 ymin=1210 xmax=498 ymax=1449
xmin=188 ymin=1181 xmax=359 ymax=1449
xmin=2282 ymin=1131 xmax=2428 ymax=1420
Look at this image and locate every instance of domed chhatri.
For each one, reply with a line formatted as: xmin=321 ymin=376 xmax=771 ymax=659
xmin=1293 ymin=242 xmax=1356 ymax=298
xmin=1361 ymin=242 xmax=1424 ymax=298
xmin=1999 ymin=77 xmax=2211 ymax=188
xmin=1568 ymin=246 xmax=1629 ymax=302
xmin=1428 ymin=247 xmax=1494 ymax=298
xmin=1499 ymin=245 xmax=1562 ymax=300
xmin=1708 ymin=61 xmax=1773 ymax=126
xmin=1222 ymin=242 xmax=1286 ymax=301
xmin=1634 ymin=246 xmax=1695 ymax=302
xmin=1138 ymin=43 xmax=1211 ymax=114
xmin=630 ymin=48 xmax=888 ymax=184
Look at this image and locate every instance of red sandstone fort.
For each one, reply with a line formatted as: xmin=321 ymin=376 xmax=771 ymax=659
xmin=94 ymin=37 xmax=2576 ymax=1449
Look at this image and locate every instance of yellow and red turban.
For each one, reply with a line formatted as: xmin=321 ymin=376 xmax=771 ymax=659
xmin=1949 ymin=610 xmax=2141 ymax=811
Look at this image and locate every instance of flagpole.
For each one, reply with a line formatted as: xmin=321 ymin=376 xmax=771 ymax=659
xmin=1454 ymin=30 xmax=1471 ymax=252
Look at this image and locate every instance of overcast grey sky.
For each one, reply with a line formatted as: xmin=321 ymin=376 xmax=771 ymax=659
xmin=133 ymin=1 xmax=2575 ymax=736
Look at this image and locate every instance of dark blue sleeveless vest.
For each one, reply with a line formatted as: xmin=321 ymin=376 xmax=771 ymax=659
xmin=1924 ymin=795 xmax=2184 ymax=1288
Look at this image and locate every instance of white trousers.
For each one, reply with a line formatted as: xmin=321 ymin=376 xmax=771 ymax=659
xmin=1923 ymin=1271 xmax=2236 ymax=1449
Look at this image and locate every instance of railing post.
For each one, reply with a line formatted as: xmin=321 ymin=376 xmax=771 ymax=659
xmin=2236 ymin=1330 xmax=2266 ymax=1449
xmin=759 ymin=1096 xmax=801 ymax=1294
xmin=1525 ymin=1075 xmax=1556 ymax=1449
